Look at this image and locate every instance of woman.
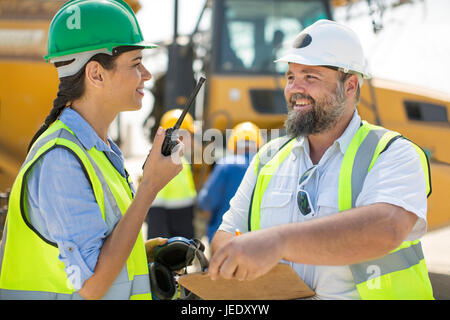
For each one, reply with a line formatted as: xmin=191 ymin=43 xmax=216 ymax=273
xmin=0 ymin=0 xmax=182 ymax=300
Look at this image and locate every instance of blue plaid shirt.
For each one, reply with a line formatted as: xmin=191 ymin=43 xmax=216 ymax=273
xmin=25 ymin=108 xmax=134 ymax=290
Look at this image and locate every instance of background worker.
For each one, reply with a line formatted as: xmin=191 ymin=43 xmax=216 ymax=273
xmin=197 ymin=122 xmax=263 ymax=242
xmin=209 ymin=20 xmax=434 ymax=300
xmin=145 ymin=109 xmax=197 ymax=240
xmin=0 ymin=0 xmax=183 ymax=300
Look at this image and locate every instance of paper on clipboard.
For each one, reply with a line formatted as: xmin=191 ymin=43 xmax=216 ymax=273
xmin=178 ymin=263 xmax=315 ymax=300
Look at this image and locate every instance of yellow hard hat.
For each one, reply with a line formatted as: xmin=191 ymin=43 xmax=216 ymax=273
xmin=160 ymin=109 xmax=194 ymax=134
xmin=227 ymin=121 xmax=263 ymax=152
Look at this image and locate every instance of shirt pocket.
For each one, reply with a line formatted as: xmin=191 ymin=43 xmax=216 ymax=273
xmin=260 ymin=190 xmax=293 ymax=227
xmin=316 ymin=187 xmax=338 ymax=217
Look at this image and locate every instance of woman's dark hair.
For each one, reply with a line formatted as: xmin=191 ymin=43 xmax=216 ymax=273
xmin=27 ymin=46 xmax=139 ymax=151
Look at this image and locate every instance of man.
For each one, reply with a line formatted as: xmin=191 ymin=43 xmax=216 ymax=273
xmin=197 ymin=122 xmax=263 ymax=242
xmin=208 ymin=20 xmax=433 ymax=300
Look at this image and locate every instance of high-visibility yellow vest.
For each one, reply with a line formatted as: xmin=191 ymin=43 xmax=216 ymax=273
xmin=249 ymin=121 xmax=434 ymax=300
xmin=151 ymin=156 xmax=197 ymax=209
xmin=0 ymin=120 xmax=151 ymax=300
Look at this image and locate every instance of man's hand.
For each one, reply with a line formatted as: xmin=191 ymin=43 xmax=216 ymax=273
xmin=208 ymin=228 xmax=284 ymax=281
xmin=145 ymin=237 xmax=168 ymax=263
xmin=209 ymin=203 xmax=419 ymax=285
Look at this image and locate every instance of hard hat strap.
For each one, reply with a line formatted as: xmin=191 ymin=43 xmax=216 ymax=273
xmin=49 ymin=48 xmax=112 ymax=78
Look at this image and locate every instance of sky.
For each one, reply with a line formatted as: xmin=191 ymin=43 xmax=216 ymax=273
xmin=334 ymin=0 xmax=450 ymax=96
xmin=136 ymin=0 xmax=208 ymax=43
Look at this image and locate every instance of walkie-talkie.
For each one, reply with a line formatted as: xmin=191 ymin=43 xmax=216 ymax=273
xmin=142 ymin=77 xmax=206 ymax=170
xmin=160 ymin=76 xmax=206 ymax=156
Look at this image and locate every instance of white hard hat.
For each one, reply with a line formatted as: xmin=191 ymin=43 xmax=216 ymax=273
xmin=275 ymin=19 xmax=370 ymax=84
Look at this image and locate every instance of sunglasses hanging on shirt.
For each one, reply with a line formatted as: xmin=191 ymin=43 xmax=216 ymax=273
xmin=296 ymin=165 xmax=319 ymax=216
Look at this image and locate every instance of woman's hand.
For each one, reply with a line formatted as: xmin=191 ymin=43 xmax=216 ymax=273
xmin=145 ymin=237 xmax=168 ymax=263
xmin=141 ymin=126 xmax=184 ymax=194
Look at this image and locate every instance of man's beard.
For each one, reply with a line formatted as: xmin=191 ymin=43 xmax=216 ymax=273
xmin=284 ymin=82 xmax=347 ymax=138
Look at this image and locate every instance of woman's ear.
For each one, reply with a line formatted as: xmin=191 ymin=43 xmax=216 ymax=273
xmin=85 ymin=60 xmax=104 ymax=88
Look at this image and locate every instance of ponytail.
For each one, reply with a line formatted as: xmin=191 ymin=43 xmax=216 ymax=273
xmin=27 ymin=67 xmax=85 ymax=152
xmin=27 ymin=90 xmax=69 ymax=152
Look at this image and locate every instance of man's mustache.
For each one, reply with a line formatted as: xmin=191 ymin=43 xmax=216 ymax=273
xmin=289 ymin=93 xmax=315 ymax=106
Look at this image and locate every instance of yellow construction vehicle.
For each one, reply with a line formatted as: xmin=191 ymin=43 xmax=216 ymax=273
xmin=1 ymin=0 xmax=449 ymax=232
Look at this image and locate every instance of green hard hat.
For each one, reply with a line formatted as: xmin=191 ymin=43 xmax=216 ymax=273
xmin=44 ymin=0 xmax=156 ymax=61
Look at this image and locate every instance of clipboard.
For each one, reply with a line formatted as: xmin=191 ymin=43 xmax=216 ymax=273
xmin=178 ymin=263 xmax=315 ymax=300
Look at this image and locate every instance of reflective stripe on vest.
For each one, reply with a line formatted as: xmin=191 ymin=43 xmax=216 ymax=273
xmin=249 ymin=137 xmax=295 ymax=232
xmin=249 ymin=122 xmax=434 ymax=300
xmin=339 ymin=121 xmax=433 ymax=300
xmin=0 ymin=120 xmax=151 ymax=300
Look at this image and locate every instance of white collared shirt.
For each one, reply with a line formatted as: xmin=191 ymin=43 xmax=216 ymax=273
xmin=218 ymin=110 xmax=428 ymax=300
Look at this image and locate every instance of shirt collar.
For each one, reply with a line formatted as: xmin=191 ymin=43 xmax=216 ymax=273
xmin=334 ymin=109 xmax=361 ymax=155
xmin=59 ymin=108 xmax=120 ymax=155
xmin=292 ymin=136 xmax=307 ymax=155
xmin=291 ymin=109 xmax=362 ymax=156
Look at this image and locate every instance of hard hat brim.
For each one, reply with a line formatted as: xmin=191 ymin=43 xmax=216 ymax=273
xmin=275 ymin=54 xmax=371 ymax=79
xmin=44 ymin=41 xmax=158 ymax=62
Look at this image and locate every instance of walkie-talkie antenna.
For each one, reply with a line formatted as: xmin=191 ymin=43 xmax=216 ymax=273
xmin=173 ymin=76 xmax=206 ymax=129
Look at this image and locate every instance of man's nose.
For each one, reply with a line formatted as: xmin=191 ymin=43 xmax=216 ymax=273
xmin=286 ymin=78 xmax=307 ymax=95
